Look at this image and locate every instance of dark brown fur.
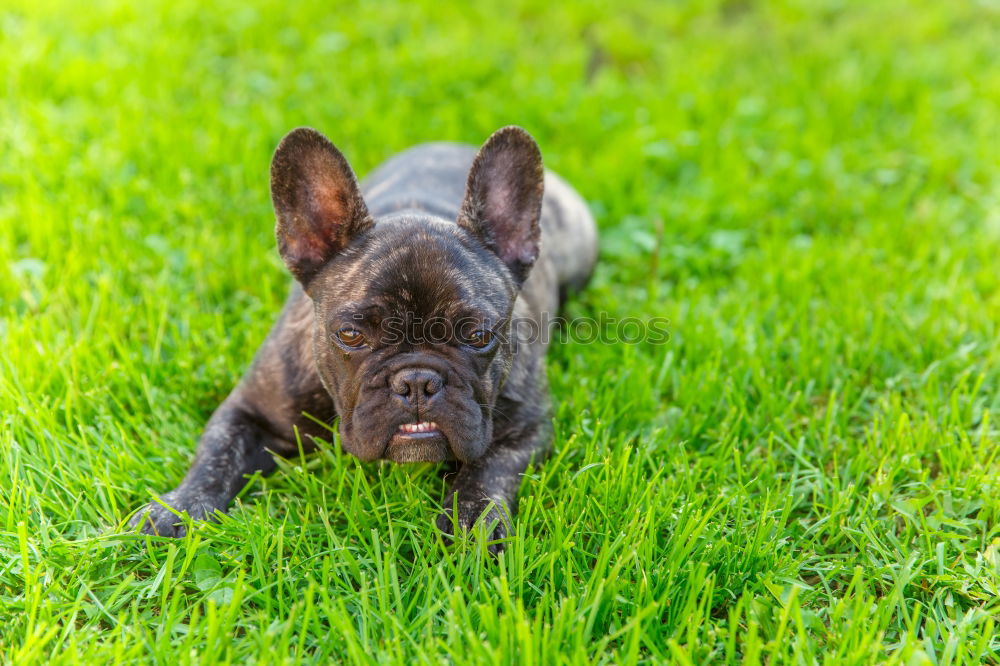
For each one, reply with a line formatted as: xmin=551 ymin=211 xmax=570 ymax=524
xmin=130 ymin=126 xmax=597 ymax=553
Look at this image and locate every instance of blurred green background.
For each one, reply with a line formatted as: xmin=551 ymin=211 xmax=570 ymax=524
xmin=1 ymin=0 xmax=999 ymax=663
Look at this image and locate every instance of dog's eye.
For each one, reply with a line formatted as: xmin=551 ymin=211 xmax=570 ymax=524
xmin=336 ymin=327 xmax=366 ymax=348
xmin=463 ymin=329 xmax=493 ymax=350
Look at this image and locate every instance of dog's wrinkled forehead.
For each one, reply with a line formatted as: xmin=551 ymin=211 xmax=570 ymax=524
xmin=312 ymin=216 xmax=515 ymax=321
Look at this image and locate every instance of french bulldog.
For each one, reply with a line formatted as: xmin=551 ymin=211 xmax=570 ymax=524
xmin=129 ymin=126 xmax=597 ymax=552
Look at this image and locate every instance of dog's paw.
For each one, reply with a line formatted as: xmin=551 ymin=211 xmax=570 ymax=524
xmin=435 ymin=497 xmax=511 ymax=555
xmin=128 ymin=491 xmax=223 ymax=537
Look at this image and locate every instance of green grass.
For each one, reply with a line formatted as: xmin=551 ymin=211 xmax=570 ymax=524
xmin=2 ymin=0 xmax=999 ymax=662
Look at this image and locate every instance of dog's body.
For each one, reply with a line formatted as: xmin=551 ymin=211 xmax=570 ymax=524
xmin=131 ymin=127 xmax=597 ymax=550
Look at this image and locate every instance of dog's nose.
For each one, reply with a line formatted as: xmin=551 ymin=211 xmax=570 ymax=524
xmin=390 ymin=367 xmax=444 ymax=404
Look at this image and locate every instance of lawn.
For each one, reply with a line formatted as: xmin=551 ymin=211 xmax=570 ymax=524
xmin=2 ymin=0 xmax=999 ymax=663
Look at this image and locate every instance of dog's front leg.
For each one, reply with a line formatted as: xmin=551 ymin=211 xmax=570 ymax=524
xmin=128 ymin=285 xmax=331 ymax=537
xmin=436 ymin=418 xmax=549 ymax=555
xmin=128 ymin=397 xmax=293 ymax=536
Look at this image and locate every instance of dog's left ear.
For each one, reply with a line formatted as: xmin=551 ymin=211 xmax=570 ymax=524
xmin=270 ymin=127 xmax=373 ymax=286
xmin=458 ymin=126 xmax=544 ymax=286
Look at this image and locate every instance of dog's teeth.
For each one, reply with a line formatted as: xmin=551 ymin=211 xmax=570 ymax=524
xmin=399 ymin=421 xmax=439 ymax=434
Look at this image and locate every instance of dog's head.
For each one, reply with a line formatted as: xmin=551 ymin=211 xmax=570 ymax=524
xmin=270 ymin=126 xmax=543 ymax=463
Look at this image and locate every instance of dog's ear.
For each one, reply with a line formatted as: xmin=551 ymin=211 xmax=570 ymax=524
xmin=270 ymin=127 xmax=373 ymax=285
xmin=457 ymin=126 xmax=544 ymax=286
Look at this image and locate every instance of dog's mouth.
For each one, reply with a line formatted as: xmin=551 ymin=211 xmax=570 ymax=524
xmin=396 ymin=420 xmax=440 ymax=437
xmin=385 ymin=420 xmax=452 ymax=462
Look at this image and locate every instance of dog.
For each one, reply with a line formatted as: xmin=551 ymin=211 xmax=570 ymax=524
xmin=129 ymin=126 xmax=598 ymax=552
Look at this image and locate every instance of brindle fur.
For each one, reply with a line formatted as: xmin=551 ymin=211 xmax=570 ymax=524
xmin=130 ymin=126 xmax=597 ymax=553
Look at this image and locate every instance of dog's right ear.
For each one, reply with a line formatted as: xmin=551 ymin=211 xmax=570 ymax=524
xmin=270 ymin=127 xmax=373 ymax=285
